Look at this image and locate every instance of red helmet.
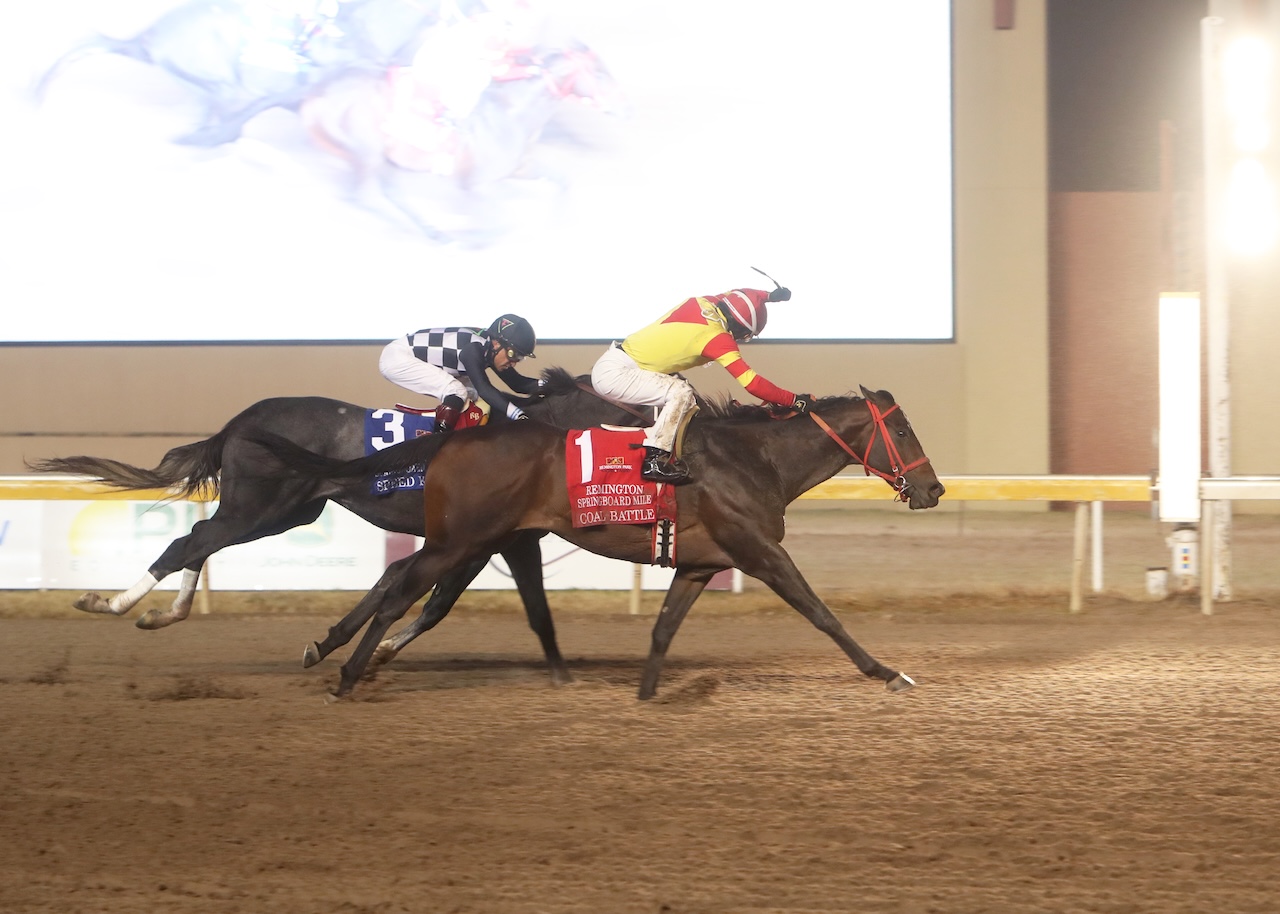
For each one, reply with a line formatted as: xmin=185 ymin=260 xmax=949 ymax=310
xmin=717 ymin=289 xmax=771 ymax=337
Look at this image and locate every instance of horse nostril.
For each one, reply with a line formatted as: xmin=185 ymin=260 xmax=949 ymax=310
xmin=932 ymin=482 xmax=946 ymax=498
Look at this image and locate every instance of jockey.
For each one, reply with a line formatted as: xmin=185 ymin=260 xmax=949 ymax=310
xmin=591 ymin=282 xmax=813 ymax=484
xmin=379 ymin=314 xmax=540 ymax=432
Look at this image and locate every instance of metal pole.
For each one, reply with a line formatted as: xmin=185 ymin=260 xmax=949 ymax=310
xmin=1202 ymin=13 xmax=1234 ymax=601
xmin=1200 ymin=499 xmax=1216 ymax=615
xmin=1070 ymin=502 xmax=1088 ymax=613
xmin=1089 ymin=501 xmax=1104 ymax=592
xmin=629 ymin=564 xmax=642 ymax=615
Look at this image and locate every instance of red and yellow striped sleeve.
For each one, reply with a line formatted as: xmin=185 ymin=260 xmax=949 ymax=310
xmin=701 ymin=333 xmax=796 ymax=406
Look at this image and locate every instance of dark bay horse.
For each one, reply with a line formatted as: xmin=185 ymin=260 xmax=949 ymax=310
xmin=26 ymin=368 xmax=648 ymax=684
xmin=253 ymin=386 xmax=945 ymax=699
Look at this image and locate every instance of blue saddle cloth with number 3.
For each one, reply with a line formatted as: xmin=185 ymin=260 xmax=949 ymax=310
xmin=364 ymin=408 xmax=435 ymax=495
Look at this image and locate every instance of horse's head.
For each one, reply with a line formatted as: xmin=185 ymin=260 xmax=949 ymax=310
xmin=808 ymin=386 xmax=944 ymax=510
xmin=855 ymin=385 xmax=944 ymax=509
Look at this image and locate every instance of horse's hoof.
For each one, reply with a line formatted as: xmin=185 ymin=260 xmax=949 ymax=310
xmin=549 ymin=669 xmax=574 ymax=687
xmin=302 ymin=643 xmax=322 ymax=668
xmin=885 ymin=672 xmax=917 ymax=693
xmin=322 ymin=690 xmax=345 ymax=705
xmin=73 ymin=593 xmax=107 ymax=614
xmin=370 ymin=643 xmax=398 ymax=668
xmin=135 ymin=611 xmax=168 ymax=630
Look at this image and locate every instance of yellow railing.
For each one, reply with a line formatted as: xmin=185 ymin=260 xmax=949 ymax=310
xmin=0 ymin=476 xmax=207 ymax=501
xmin=801 ymin=474 xmax=1151 ymax=502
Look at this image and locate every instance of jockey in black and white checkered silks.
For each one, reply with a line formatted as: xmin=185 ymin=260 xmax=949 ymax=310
xmin=379 ymin=314 xmax=539 ymax=432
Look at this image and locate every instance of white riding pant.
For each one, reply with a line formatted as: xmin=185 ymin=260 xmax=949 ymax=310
xmin=591 ymin=344 xmax=695 ymax=453
xmin=379 ymin=336 xmax=475 ymax=404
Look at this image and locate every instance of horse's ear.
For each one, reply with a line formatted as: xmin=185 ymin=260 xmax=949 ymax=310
xmin=859 ymin=385 xmax=896 ymax=405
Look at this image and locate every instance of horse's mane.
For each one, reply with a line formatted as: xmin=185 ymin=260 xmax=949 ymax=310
xmin=537 ymin=366 xmax=588 ymax=397
xmin=696 ymin=392 xmax=875 ymax=423
xmin=530 ymin=367 xmax=892 ymax=423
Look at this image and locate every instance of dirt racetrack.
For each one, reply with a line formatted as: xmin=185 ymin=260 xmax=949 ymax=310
xmin=3 ymin=506 xmax=1280 ymax=914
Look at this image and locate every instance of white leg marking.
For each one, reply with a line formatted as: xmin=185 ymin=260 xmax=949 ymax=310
xmin=92 ymin=573 xmax=161 ymax=615
xmin=137 ymin=569 xmax=199 ymax=629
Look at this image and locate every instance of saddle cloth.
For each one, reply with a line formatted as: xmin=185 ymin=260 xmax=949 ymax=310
xmin=365 ymin=404 xmax=485 ymax=495
xmin=566 ymin=428 xmax=679 ymax=564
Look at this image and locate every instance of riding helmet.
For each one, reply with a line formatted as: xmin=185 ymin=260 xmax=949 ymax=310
xmin=718 ymin=289 xmax=772 ymax=337
xmin=486 ymin=314 xmax=537 ymax=358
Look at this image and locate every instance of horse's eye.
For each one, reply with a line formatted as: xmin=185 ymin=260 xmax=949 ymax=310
xmin=896 ymin=428 xmax=908 ymax=437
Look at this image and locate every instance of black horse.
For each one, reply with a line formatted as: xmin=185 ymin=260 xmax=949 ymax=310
xmin=27 ymin=368 xmax=648 ymax=685
xmin=252 ymin=386 xmax=945 ymax=699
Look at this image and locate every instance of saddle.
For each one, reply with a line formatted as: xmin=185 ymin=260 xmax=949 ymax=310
xmin=565 ymin=427 xmax=680 ymax=567
xmin=393 ymin=402 xmax=487 ymax=429
xmin=365 ymin=402 xmax=486 ymax=495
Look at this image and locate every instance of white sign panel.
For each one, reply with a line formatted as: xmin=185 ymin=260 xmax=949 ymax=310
xmin=31 ymin=500 xmax=385 ymax=591
xmin=0 ymin=502 xmax=45 ymax=588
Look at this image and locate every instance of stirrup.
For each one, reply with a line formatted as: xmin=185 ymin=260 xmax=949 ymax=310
xmin=641 ymin=450 xmax=691 ymax=485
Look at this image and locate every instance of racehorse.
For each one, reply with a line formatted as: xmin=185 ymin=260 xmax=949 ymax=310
xmin=251 ymin=386 xmax=945 ymax=699
xmin=26 ymin=368 xmax=649 ymax=685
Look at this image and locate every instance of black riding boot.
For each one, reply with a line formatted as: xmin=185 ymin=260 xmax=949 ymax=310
xmin=640 ymin=446 xmax=691 ymax=485
xmin=434 ymin=395 xmax=464 ymax=434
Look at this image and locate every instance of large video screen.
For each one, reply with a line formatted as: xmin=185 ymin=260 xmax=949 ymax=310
xmin=2 ymin=0 xmax=953 ymax=343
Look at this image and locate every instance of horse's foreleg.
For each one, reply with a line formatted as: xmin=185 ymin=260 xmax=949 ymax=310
xmin=739 ymin=543 xmax=913 ymax=692
xmin=370 ymin=557 xmax=490 ymax=668
xmin=504 ymin=533 xmax=571 ymax=686
xmin=638 ymin=568 xmax=717 ymax=700
xmin=135 ymin=568 xmax=202 ymax=629
xmin=75 ymin=572 xmax=163 ymax=616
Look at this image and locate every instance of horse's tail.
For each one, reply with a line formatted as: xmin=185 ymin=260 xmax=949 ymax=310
xmin=247 ymin=429 xmax=452 ymax=482
xmin=26 ymin=432 xmax=228 ymax=502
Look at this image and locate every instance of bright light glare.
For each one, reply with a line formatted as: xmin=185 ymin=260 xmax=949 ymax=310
xmin=1225 ymin=157 xmax=1279 ymax=255
xmin=1223 ymin=35 xmax=1272 ymax=153
xmin=1157 ymin=293 xmax=1201 ymax=524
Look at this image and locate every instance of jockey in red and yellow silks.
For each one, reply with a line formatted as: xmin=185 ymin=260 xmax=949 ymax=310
xmin=591 ymin=285 xmax=813 ymax=484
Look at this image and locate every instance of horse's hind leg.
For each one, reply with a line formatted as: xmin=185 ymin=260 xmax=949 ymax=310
xmin=333 ymin=550 xmax=448 ymax=698
xmin=133 ymin=499 xmax=326 ymax=630
xmin=504 ymin=532 xmax=571 ymax=686
xmin=74 ymin=573 xmax=166 ymax=617
xmin=366 ymin=557 xmax=491 ymax=669
xmin=366 ymin=535 xmax=568 ymax=686
xmin=134 ymin=568 xmax=202 ymax=629
xmin=303 ymin=547 xmax=440 ymax=670
xmin=637 ymin=568 xmax=716 ymax=700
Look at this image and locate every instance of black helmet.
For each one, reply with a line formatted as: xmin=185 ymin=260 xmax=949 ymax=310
xmin=486 ymin=314 xmax=537 ymax=359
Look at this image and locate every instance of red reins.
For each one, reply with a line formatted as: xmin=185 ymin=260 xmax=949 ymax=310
xmin=808 ymin=402 xmax=929 ymax=501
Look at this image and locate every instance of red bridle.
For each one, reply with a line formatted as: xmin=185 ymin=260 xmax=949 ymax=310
xmin=808 ymin=402 xmax=930 ymax=501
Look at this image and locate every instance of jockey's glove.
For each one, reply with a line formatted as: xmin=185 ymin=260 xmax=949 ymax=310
xmin=507 ymin=403 xmax=529 ymax=420
xmin=791 ymin=394 xmax=814 ymax=414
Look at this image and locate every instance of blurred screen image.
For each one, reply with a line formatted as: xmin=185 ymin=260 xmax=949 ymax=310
xmin=2 ymin=0 xmax=953 ymax=342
